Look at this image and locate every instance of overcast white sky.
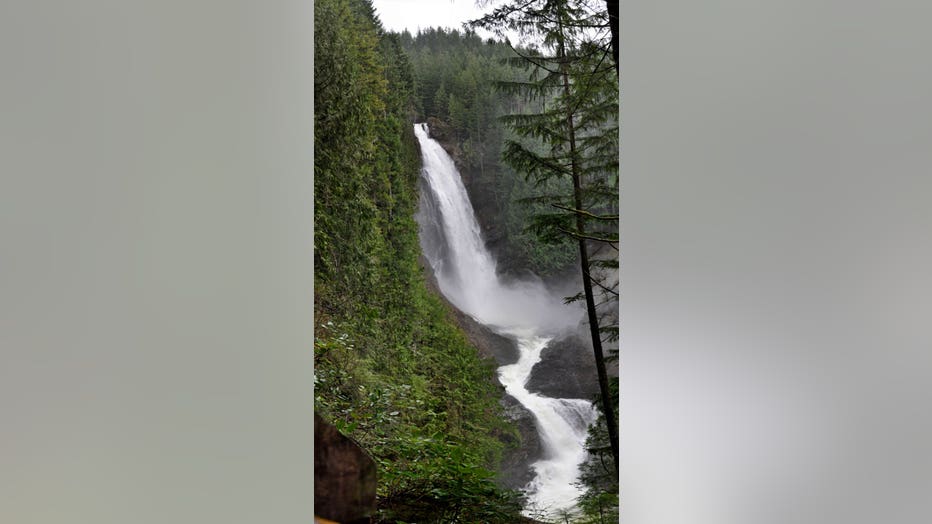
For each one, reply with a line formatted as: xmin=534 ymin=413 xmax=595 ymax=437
xmin=371 ymin=0 xmax=498 ymax=36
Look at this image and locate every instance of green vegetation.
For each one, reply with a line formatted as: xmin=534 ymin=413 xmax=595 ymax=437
xmin=470 ymin=0 xmax=621 ymax=519
xmin=399 ymin=28 xmax=578 ymax=277
xmin=314 ymin=0 xmax=526 ymax=521
xmin=575 ymin=374 xmax=619 ymax=524
xmin=316 ymin=0 xmax=620 ymax=520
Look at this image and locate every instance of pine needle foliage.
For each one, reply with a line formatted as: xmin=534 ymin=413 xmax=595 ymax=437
xmin=398 ymin=27 xmax=579 ymax=277
xmin=471 ymin=0 xmax=621 ymax=499
xmin=315 ymin=1 xmax=526 ymax=522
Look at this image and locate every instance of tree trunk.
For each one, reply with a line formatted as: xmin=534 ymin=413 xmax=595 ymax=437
xmin=558 ymin=21 xmax=619 ymax=475
xmin=606 ymin=0 xmax=619 ymax=74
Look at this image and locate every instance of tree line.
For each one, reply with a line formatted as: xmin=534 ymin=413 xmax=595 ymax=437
xmin=399 ymin=27 xmax=581 ymax=278
xmin=315 ymin=0 xmax=619 ymax=521
xmin=401 ymin=2 xmax=621 ymax=520
xmin=315 ymin=0 xmax=531 ymax=522
xmin=469 ymin=0 xmax=620 ymax=521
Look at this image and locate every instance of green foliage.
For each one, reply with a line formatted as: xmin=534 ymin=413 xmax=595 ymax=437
xmin=575 ymin=376 xmax=619 ymax=524
xmin=476 ymin=0 xmax=619 ymax=355
xmin=377 ymin=436 xmax=524 ymax=523
xmin=399 ymin=27 xmax=577 ymax=276
xmin=473 ymin=1 xmax=621 ymax=519
xmin=315 ymin=1 xmax=525 ymax=522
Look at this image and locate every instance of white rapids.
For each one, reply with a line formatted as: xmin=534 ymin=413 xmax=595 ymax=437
xmin=413 ymin=122 xmax=598 ymax=519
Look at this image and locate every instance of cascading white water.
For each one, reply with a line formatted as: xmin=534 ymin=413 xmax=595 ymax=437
xmin=413 ymin=123 xmax=571 ymax=334
xmin=413 ymin=123 xmax=598 ymax=519
xmin=498 ymin=336 xmax=601 ymax=517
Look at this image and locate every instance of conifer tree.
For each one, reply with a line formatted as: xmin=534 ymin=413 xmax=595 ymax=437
xmin=471 ymin=0 xmax=620 ymax=473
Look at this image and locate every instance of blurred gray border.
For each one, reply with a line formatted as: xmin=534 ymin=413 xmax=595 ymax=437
xmin=3 ymin=1 xmax=931 ymax=523
xmin=621 ymin=1 xmax=932 ymax=523
xmin=1 ymin=2 xmax=315 ymax=523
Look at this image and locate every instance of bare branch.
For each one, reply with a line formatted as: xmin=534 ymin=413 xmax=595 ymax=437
xmin=559 ymin=227 xmax=619 ymax=248
xmin=550 ymin=203 xmax=618 ymax=220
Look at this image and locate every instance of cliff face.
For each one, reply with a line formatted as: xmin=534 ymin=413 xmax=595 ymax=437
xmin=417 ymin=254 xmax=541 ymax=490
xmin=425 ymin=118 xmax=517 ymax=278
xmin=424 ymin=117 xmax=459 ymax=157
xmin=420 ymin=119 xmax=612 ymax=491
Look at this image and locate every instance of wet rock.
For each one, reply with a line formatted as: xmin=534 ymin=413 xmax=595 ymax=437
xmin=497 ymin=393 xmax=542 ymax=491
xmin=425 ymin=117 xmax=461 ymax=159
xmin=450 ymin=308 xmax=519 ymax=367
xmin=526 ymin=333 xmax=600 ymax=400
xmin=418 ymin=254 xmax=540 ymax=491
xmin=418 ymin=254 xmax=519 ymax=367
xmin=422 ymin=118 xmax=518 ymax=278
xmin=314 ymin=414 xmax=377 ymax=524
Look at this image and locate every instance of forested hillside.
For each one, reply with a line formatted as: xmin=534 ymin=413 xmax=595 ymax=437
xmin=313 ymin=0 xmax=529 ymax=522
xmin=398 ymin=28 xmax=579 ymax=278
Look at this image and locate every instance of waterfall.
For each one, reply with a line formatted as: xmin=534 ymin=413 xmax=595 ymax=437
xmin=413 ymin=123 xmax=598 ymax=519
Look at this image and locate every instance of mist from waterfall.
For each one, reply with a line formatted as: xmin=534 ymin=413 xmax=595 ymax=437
xmin=413 ymin=122 xmax=598 ymax=518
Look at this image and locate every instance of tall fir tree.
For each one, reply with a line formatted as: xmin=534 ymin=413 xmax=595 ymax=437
xmin=471 ymin=0 xmax=620 ymax=473
xmin=315 ymin=2 xmax=529 ymax=522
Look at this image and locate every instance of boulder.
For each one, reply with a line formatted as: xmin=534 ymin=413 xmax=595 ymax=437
xmin=497 ymin=394 xmax=542 ymax=491
xmin=526 ymin=333 xmax=600 ymax=400
xmin=314 ymin=414 xmax=377 ymax=524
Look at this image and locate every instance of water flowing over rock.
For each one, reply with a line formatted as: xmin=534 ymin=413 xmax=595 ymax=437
xmin=526 ymin=334 xmax=600 ymax=400
xmin=418 ymin=254 xmax=543 ymax=491
xmin=413 ymin=122 xmax=598 ymax=519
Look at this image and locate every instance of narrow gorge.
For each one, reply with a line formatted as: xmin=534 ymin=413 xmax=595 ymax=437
xmin=414 ymin=123 xmax=599 ymax=518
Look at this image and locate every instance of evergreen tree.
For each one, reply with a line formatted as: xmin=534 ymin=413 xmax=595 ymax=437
xmin=315 ymin=2 xmax=527 ymax=522
xmin=433 ymin=80 xmax=450 ymax=120
xmin=576 ymin=375 xmax=619 ymax=523
xmin=471 ymin=0 xmax=620 ymax=473
xmin=400 ymin=27 xmax=579 ymax=277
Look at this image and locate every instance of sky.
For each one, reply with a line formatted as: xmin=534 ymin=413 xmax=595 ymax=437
xmin=371 ymin=0 xmax=500 ymax=37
